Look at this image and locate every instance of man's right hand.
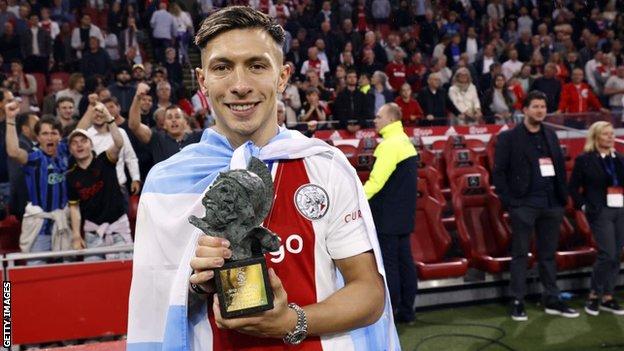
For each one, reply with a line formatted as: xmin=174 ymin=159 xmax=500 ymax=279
xmin=189 ymin=235 xmax=232 ymax=292
xmin=136 ymin=82 xmax=150 ymax=97
xmin=88 ymin=93 xmax=99 ymax=106
xmin=4 ymin=101 xmax=19 ymax=123
xmin=72 ymin=236 xmax=86 ymax=250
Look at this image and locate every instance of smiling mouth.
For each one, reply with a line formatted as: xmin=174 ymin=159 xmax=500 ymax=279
xmin=225 ymin=102 xmax=260 ymax=113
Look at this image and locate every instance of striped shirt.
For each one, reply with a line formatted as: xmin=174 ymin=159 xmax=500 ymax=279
xmin=22 ymin=142 xmax=70 ymax=212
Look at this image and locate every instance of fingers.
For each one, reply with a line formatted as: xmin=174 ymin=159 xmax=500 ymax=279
xmin=189 ymin=270 xmax=214 ymax=284
xmin=198 ymin=235 xmax=230 ymax=248
xmin=268 ymin=268 xmax=285 ymax=300
xmin=190 ymin=256 xmax=225 ymax=271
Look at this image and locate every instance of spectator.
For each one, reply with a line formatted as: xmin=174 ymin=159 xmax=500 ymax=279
xmin=150 ymin=1 xmax=176 ymax=64
xmin=515 ymin=29 xmax=533 ymax=63
xmin=394 ymin=82 xmax=423 ymax=126
xmin=362 ymin=30 xmax=388 ymax=66
xmin=303 ymin=70 xmax=331 ymax=101
xmin=482 ymin=73 xmax=515 ymax=125
xmin=516 ymin=64 xmax=534 ymax=96
xmin=300 ymin=87 xmax=328 ymax=124
xmin=21 ymin=14 xmax=52 ymax=74
xmin=333 ymin=69 xmax=373 ymax=131
xmin=55 ymin=96 xmax=76 ymax=131
xmin=5 ymin=107 xmax=72 ymax=265
xmin=128 ymin=83 xmax=202 ymax=164
xmin=41 ymin=78 xmax=64 ymax=115
xmin=276 ymin=99 xmax=286 ymax=127
xmin=336 ymin=18 xmax=362 ymax=56
xmin=594 ymin=53 xmax=617 ymax=97
xmin=67 ymin=114 xmax=133 ymax=261
xmin=371 ymin=71 xmax=394 ymax=113
xmin=385 ymin=49 xmax=407 ymax=92
xmin=585 ymin=50 xmax=603 ymax=93
xmin=131 ymin=63 xmax=148 ymax=84
xmin=532 ymin=63 xmax=562 ymax=113
xmin=0 ymin=22 xmax=20 ymax=65
xmin=107 ymin=1 xmax=123 ymax=36
xmin=71 ymin=14 xmax=104 ymax=59
xmin=364 ymin=102 xmax=418 ymax=324
xmin=502 ymin=48 xmax=523 ymax=80
xmin=384 ymin=33 xmax=406 ymax=64
xmin=80 ymin=36 xmax=112 ymax=79
xmin=170 ymin=2 xmax=193 ymax=66
xmin=558 ymin=68 xmax=609 ymax=129
xmin=359 ymin=47 xmax=384 ymax=77
xmin=569 ymin=121 xmax=624 ymax=317
xmin=604 ymin=65 xmax=624 ymax=119
xmin=107 ymin=66 xmax=135 ymax=116
xmin=0 ymin=88 xmax=10 ymax=214
xmin=0 ymin=0 xmax=15 ymax=36
xmin=56 ymin=73 xmax=85 ymax=108
xmin=119 ymin=17 xmax=146 ymax=65
xmin=52 ymin=22 xmax=74 ymax=71
xmin=102 ymin=28 xmax=120 ymax=62
xmin=444 ymin=33 xmax=463 ymax=68
xmin=280 ymin=64 xmax=301 ymax=128
xmin=493 ymin=90 xmax=578 ymax=322
xmin=371 ymin=0 xmax=390 ymax=25
xmin=418 ymin=73 xmax=448 ymax=125
xmin=405 ymin=52 xmax=427 ymax=93
xmin=464 ymin=27 xmax=481 ymax=64
xmin=163 ymin=47 xmax=183 ymax=87
xmin=418 ymin=9 xmax=439 ymax=55
xmin=300 ymin=46 xmax=330 ymax=81
xmin=154 ymin=80 xmax=173 ymax=110
xmin=7 ymin=111 xmax=37 ymax=220
xmin=6 ymin=60 xmax=36 ymax=113
xmin=448 ymin=67 xmax=483 ymax=125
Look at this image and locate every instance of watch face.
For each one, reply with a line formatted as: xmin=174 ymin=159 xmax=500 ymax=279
xmin=289 ymin=330 xmax=307 ymax=344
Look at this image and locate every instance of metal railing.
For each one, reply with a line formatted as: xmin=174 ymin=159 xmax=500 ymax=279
xmin=1 ymin=245 xmax=134 ymax=269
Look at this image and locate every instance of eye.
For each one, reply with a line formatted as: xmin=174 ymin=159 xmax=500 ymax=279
xmin=250 ymin=63 xmax=267 ymax=71
xmin=212 ymin=64 xmax=229 ymax=72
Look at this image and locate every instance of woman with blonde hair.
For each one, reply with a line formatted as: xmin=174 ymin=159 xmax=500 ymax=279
xmin=569 ymin=121 xmax=624 ymax=316
xmin=448 ymin=67 xmax=482 ymax=125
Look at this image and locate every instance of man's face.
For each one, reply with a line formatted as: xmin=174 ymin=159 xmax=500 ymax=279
xmin=57 ymin=101 xmax=74 ymax=120
xmin=105 ymin=101 xmax=120 ymax=117
xmin=400 ymin=84 xmax=411 ymax=99
xmin=374 ymin=105 xmax=394 ymax=132
xmin=346 ymin=72 xmax=357 ymax=86
xmin=306 ymin=92 xmax=319 ymax=105
xmin=572 ymin=69 xmax=584 ymax=84
xmin=163 ymin=108 xmax=188 ymax=137
xmin=50 ymin=78 xmax=63 ymax=93
xmin=89 ymin=37 xmax=99 ymax=50
xmin=157 ymin=83 xmax=171 ymax=101
xmin=308 ymin=47 xmax=318 ymax=60
xmin=133 ymin=68 xmax=146 ymax=81
xmin=166 ymin=48 xmax=176 ymax=62
xmin=196 ymin=28 xmax=290 ymax=145
xmin=75 ymin=78 xmax=85 ymax=92
xmin=81 ymin=15 xmax=91 ymax=27
xmin=428 ymin=75 xmax=441 ymax=89
xmin=140 ymin=95 xmax=153 ymax=112
xmin=37 ymin=123 xmax=61 ymax=156
xmin=29 ymin=14 xmax=38 ymax=26
xmin=69 ymin=135 xmax=92 ymax=161
xmin=523 ymin=98 xmax=547 ymax=124
xmin=509 ymin=50 xmax=518 ymax=60
xmin=117 ymin=70 xmax=131 ymax=84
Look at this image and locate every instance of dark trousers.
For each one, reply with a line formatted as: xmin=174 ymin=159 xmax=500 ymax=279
xmin=378 ymin=233 xmax=418 ymax=321
xmin=589 ymin=207 xmax=624 ymax=295
xmin=509 ymin=206 xmax=564 ymax=301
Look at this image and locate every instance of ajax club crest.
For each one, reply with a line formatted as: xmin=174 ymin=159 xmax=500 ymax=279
xmin=294 ymin=184 xmax=329 ymax=220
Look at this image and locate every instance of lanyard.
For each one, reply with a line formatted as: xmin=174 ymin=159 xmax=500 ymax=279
xmin=601 ymin=154 xmax=619 ymax=187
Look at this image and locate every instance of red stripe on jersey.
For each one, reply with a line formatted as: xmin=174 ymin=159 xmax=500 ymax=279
xmin=209 ymin=159 xmax=323 ymax=350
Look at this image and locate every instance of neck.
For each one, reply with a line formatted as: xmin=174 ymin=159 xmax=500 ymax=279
xmin=216 ymin=123 xmax=279 ymax=149
xmin=77 ymin=153 xmax=94 ymax=169
xmin=597 ymin=146 xmax=611 ymax=155
xmin=523 ymin=117 xmax=541 ymax=132
xmin=375 ymin=83 xmax=383 ymax=91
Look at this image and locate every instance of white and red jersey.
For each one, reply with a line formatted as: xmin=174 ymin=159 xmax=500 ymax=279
xmin=208 ymin=154 xmax=373 ymax=350
xmin=300 ymin=59 xmax=330 ymax=80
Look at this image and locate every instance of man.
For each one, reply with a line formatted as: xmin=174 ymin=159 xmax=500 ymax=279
xmin=56 ymin=96 xmax=76 ymax=131
xmin=108 ymin=66 xmax=137 ymax=117
xmin=56 ymin=73 xmax=85 ymax=108
xmin=128 ymin=83 xmax=203 ymax=164
xmin=493 ymin=90 xmax=579 ymax=322
xmin=20 ymin=14 xmax=52 ymax=74
xmin=502 ymin=49 xmax=523 ymax=81
xmin=41 ymin=78 xmax=64 ymax=115
xmin=417 ymin=73 xmax=448 ymax=125
xmin=7 ymin=112 xmax=38 ymax=220
xmin=5 ymin=100 xmax=71 ymax=265
xmin=531 ymin=63 xmax=562 ymax=113
xmin=127 ymin=7 xmax=397 ymax=350
xmin=276 ymin=100 xmax=286 ymax=127
xmin=394 ymin=83 xmax=423 ymax=126
xmin=385 ymin=49 xmax=407 ymax=92
xmin=67 ymin=104 xmax=132 ymax=261
xmin=80 ymin=36 xmax=112 ymax=79
xmin=557 ymin=68 xmax=609 ymax=129
xmin=364 ymin=102 xmax=418 ymax=324
xmin=333 ymin=69 xmax=374 ymax=131
xmin=300 ymin=46 xmax=330 ymax=81
xmin=603 ymin=65 xmax=624 ymax=121
xmin=76 ymin=96 xmax=141 ymax=208
xmin=149 ymin=1 xmax=176 ymax=64
xmin=70 ymin=14 xmax=104 ymax=59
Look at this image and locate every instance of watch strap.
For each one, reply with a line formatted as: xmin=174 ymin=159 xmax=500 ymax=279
xmin=283 ymin=303 xmax=308 ymax=345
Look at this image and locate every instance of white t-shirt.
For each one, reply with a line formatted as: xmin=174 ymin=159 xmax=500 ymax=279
xmin=605 ymin=75 xmax=624 ymax=107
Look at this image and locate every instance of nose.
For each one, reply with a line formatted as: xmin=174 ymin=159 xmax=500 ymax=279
xmin=229 ymin=67 xmax=252 ymax=97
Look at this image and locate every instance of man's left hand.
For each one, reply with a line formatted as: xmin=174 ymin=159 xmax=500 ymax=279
xmin=212 ymin=268 xmax=297 ymax=339
xmin=131 ymin=180 xmax=141 ymax=195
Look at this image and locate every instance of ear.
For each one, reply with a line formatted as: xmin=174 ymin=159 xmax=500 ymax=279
xmin=195 ymin=67 xmax=208 ymax=97
xmin=277 ymin=64 xmax=292 ymax=94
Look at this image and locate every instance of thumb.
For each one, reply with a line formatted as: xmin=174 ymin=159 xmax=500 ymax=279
xmin=268 ymin=268 xmax=286 ymax=301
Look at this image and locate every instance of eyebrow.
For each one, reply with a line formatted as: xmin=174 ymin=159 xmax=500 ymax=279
xmin=208 ymin=55 xmax=272 ymax=66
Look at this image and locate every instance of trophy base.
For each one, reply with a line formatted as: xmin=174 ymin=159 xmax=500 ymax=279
xmin=214 ymin=256 xmax=274 ymax=318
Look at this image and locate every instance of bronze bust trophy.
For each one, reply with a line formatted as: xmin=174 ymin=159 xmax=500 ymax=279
xmin=189 ymin=157 xmax=281 ymax=318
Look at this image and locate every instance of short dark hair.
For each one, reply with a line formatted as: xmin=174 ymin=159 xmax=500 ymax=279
xmin=346 ymin=69 xmax=358 ymax=76
xmin=34 ymin=115 xmax=62 ymax=135
xmin=523 ymin=90 xmax=548 ymax=108
xmin=194 ymin=6 xmax=285 ymax=49
xmin=101 ymin=96 xmax=119 ymax=106
xmin=56 ymin=96 xmax=74 ymax=108
xmin=16 ymin=112 xmax=35 ymax=132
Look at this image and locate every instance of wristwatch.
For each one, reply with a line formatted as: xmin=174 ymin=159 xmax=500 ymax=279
xmin=283 ymin=303 xmax=308 ymax=345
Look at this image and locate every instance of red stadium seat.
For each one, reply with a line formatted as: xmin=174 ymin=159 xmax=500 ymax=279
xmin=554 ymin=216 xmax=596 ymax=270
xmin=31 ymin=72 xmax=47 ymax=108
xmin=418 ymin=165 xmax=446 ymax=207
xmin=411 ymin=180 xmax=468 ymax=280
xmin=445 ymin=148 xmax=481 ymax=192
xmin=335 ymin=144 xmax=358 ymax=168
xmin=486 ymin=134 xmax=498 ymax=171
xmin=0 ymin=215 xmax=21 ymax=254
xmin=453 ymin=171 xmax=531 ymax=273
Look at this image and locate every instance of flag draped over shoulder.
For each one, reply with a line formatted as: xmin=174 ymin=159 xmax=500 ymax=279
xmin=126 ymin=127 xmax=401 ymax=351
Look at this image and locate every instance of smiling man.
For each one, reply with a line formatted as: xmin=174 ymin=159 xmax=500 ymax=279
xmin=127 ymin=6 xmax=399 ymax=351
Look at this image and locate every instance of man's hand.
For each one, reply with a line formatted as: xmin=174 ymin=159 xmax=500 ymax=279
xmin=4 ymin=101 xmax=19 ymax=123
xmin=189 ymin=235 xmax=232 ymax=293
xmin=72 ymin=236 xmax=86 ymax=250
xmin=426 ymin=114 xmax=434 ymax=121
xmin=94 ymin=102 xmax=114 ymax=122
xmin=136 ymin=82 xmax=150 ymax=97
xmin=130 ymin=180 xmax=141 ymax=195
xmin=88 ymin=93 xmax=99 ymax=106
xmin=213 ymin=268 xmax=297 ymax=338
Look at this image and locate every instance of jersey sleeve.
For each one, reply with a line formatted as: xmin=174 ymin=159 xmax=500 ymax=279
xmin=66 ymin=172 xmax=80 ymax=204
xmin=324 ymin=154 xmax=373 ymax=260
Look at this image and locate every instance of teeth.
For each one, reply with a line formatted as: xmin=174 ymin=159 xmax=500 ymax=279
xmin=229 ymin=104 xmax=254 ymax=111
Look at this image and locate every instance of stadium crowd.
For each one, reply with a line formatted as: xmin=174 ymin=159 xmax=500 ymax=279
xmin=1 ymin=0 xmax=624 ymax=319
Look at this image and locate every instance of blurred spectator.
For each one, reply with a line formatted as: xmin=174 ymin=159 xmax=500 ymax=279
xmin=80 ymin=36 xmax=111 ymax=79
xmin=303 ymin=70 xmax=331 ymax=101
xmin=128 ymin=83 xmax=202 ymax=164
xmin=430 ymin=56 xmax=452 ymax=86
xmin=163 ymin=47 xmax=183 ymax=87
xmin=191 ymin=89 xmax=212 ymax=128
xmin=7 ymin=111 xmax=37 ymax=220
xmin=515 ymin=64 xmax=534 ymax=96
xmin=71 ymin=14 xmax=104 ymax=59
xmin=276 ymin=100 xmax=286 ymax=127
xmin=41 ymin=78 xmax=64 ymax=115
xmin=0 ymin=88 xmax=10 ymax=214
xmin=405 ymin=52 xmax=427 ymax=93
xmin=6 ymin=60 xmax=36 ymax=112
xmin=362 ymin=30 xmax=388 ymax=66
xmin=0 ymin=22 xmax=21 ymax=66
xmin=359 ymin=47 xmax=384 ymax=77
xmin=119 ymin=17 xmax=145 ymax=65
xmin=52 ymin=22 xmax=74 ymax=71
xmin=300 ymin=87 xmax=328 ymax=124
xmin=280 ymin=64 xmax=301 ymax=128
xmin=0 ymin=0 xmax=15 ymax=36
xmin=594 ymin=53 xmax=617 ymax=97
xmin=132 ymin=64 xmax=148 ymax=84
xmin=371 ymin=71 xmax=394 ymax=113
xmin=108 ymin=66 xmax=136 ymax=117
xmin=502 ymin=49 xmax=523 ymax=80
xmin=482 ymin=73 xmax=515 ymax=125
xmin=49 ymin=0 xmax=72 ymax=23
xmin=170 ymin=2 xmax=193 ymax=66
xmin=532 ymin=63 xmax=562 ymax=113
xmin=394 ymin=82 xmax=423 ymax=126
xmin=445 ymin=33 xmax=463 ymax=68
xmin=515 ymin=30 xmax=533 ymax=63
xmin=418 ymin=73 xmax=448 ymax=126
xmin=56 ymin=73 xmax=84 ymax=108
xmin=558 ymin=68 xmax=609 ymax=128
xmin=150 ymin=1 xmax=176 ymax=64
xmin=55 ymin=96 xmax=76 ymax=131
xmin=102 ymin=29 xmax=120 ymax=62
xmin=285 ymin=38 xmax=304 ymax=75
xmin=585 ymin=50 xmax=603 ymax=93
xmin=448 ymin=67 xmax=483 ymax=125
xmin=154 ymin=80 xmax=173 ymax=110
xmin=371 ymin=0 xmax=390 ymax=25
xmin=21 ymin=14 xmax=52 ymax=74
xmin=301 ymin=46 xmax=330 ymax=81
xmin=13 ymin=2 xmax=29 ymax=36
xmin=385 ymin=49 xmax=406 ymax=92
xmin=419 ymin=10 xmax=439 ymax=55
xmin=333 ymin=69 xmax=373 ymax=131
xmin=604 ymin=65 xmax=624 ymax=118
xmin=336 ymin=19 xmax=362 ymax=57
